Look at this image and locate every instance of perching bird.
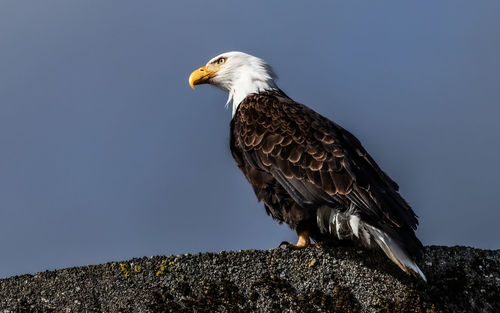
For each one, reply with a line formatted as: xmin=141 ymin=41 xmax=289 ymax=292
xmin=189 ymin=51 xmax=426 ymax=281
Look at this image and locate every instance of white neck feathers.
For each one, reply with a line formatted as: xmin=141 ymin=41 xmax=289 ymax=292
xmin=226 ymin=66 xmax=277 ymax=116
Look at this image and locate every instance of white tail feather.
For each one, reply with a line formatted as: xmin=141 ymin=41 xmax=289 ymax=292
xmin=316 ymin=207 xmax=426 ymax=281
xmin=349 ymin=215 xmax=360 ymax=238
xmin=334 ymin=214 xmax=341 ymax=238
xmin=327 ymin=211 xmax=334 ymax=233
xmin=365 ymin=225 xmax=427 ymax=281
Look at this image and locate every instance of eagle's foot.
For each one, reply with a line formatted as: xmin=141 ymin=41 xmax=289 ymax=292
xmin=279 ymin=230 xmax=313 ymax=250
xmin=279 ymin=241 xmax=307 ymax=250
xmin=278 ymin=241 xmax=323 ymax=249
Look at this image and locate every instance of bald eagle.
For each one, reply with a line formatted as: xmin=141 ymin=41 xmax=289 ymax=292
xmin=189 ymin=51 xmax=426 ymax=281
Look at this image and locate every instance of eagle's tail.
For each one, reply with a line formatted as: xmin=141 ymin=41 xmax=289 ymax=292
xmin=365 ymin=224 xmax=427 ymax=281
xmin=316 ymin=206 xmax=426 ymax=281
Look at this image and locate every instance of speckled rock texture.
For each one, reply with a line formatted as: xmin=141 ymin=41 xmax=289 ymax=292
xmin=0 ymin=246 xmax=498 ymax=312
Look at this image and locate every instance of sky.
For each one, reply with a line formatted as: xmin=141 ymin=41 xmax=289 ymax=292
xmin=0 ymin=1 xmax=499 ymax=278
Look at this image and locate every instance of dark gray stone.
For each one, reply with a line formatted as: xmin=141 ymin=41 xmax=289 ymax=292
xmin=0 ymin=246 xmax=498 ymax=312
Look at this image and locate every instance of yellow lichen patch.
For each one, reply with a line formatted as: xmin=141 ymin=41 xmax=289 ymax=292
xmin=119 ymin=263 xmax=130 ymax=278
xmin=308 ymin=258 xmax=317 ymax=268
xmin=134 ymin=265 xmax=142 ymax=273
xmin=156 ymin=259 xmax=177 ymax=276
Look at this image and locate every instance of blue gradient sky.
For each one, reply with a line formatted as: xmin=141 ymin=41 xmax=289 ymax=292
xmin=0 ymin=1 xmax=499 ymax=278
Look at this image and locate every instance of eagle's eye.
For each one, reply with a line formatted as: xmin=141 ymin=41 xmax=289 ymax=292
xmin=217 ymin=57 xmax=226 ymax=65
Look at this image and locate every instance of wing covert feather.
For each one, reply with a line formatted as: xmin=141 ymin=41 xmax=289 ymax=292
xmin=232 ymin=90 xmax=418 ymax=231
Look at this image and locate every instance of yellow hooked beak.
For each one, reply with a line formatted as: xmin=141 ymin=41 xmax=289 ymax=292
xmin=188 ymin=65 xmax=217 ymax=89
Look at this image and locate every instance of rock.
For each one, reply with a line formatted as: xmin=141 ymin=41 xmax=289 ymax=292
xmin=0 ymin=246 xmax=498 ymax=312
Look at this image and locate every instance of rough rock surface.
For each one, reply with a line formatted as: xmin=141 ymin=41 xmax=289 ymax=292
xmin=0 ymin=246 xmax=498 ymax=312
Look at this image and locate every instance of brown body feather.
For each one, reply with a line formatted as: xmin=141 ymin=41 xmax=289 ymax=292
xmin=230 ymin=90 xmax=424 ymax=262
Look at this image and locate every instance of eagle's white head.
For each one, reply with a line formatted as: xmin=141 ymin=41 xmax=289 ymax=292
xmin=189 ymin=51 xmax=278 ymax=116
